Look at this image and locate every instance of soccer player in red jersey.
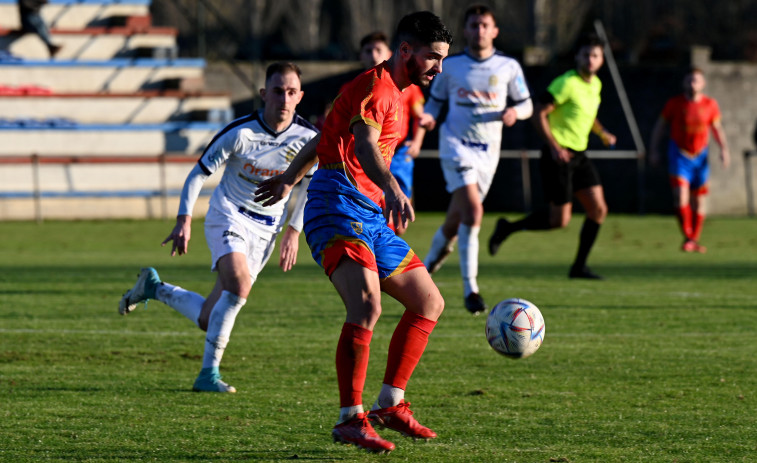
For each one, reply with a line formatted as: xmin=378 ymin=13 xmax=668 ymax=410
xmin=255 ymin=11 xmax=452 ymax=453
xmin=650 ymin=68 xmax=730 ymax=253
xmin=352 ymin=31 xmax=428 ymax=236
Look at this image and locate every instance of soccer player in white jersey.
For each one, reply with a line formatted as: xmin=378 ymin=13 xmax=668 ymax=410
xmin=422 ymin=4 xmax=533 ymax=314
xmin=118 ymin=62 xmax=319 ymax=392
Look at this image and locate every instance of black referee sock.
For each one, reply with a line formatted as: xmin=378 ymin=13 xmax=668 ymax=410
xmin=512 ymin=208 xmax=552 ymax=231
xmin=573 ymin=218 xmax=601 ymax=269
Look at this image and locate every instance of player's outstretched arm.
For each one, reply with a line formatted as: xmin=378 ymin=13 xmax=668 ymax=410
xmin=255 ymin=134 xmax=320 ymax=207
xmin=162 ymin=214 xmax=192 ymax=256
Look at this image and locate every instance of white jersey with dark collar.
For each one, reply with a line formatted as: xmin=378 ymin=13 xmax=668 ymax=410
xmin=197 ymin=110 xmax=318 ymax=235
xmin=426 ymin=50 xmax=530 ymax=159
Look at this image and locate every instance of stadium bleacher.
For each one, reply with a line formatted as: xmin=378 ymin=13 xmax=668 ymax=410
xmin=0 ymin=58 xmax=208 ymax=92
xmin=0 ymin=0 xmax=152 ymax=30
xmin=0 ymin=88 xmax=232 ymax=123
xmin=0 ymin=121 xmax=221 ymax=155
xmin=0 ymin=0 xmax=231 ymax=220
xmin=0 ymin=25 xmax=179 ymax=60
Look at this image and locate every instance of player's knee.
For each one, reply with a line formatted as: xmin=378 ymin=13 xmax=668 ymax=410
xmin=222 ymin=277 xmax=251 ymax=299
xmin=592 ymin=203 xmax=608 ymax=223
xmin=351 ymin=302 xmax=382 ymax=329
xmin=427 ymin=291 xmax=445 ymax=320
xmin=412 ymin=281 xmax=445 ymax=321
xmin=462 ymin=203 xmax=484 ymax=226
xmin=351 ymin=292 xmax=383 ymax=320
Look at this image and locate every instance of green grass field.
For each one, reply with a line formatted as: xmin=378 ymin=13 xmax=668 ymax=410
xmin=1 ymin=214 xmax=756 ymax=462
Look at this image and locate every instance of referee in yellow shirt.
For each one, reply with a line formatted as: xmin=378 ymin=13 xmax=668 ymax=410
xmin=488 ymin=33 xmax=617 ymax=279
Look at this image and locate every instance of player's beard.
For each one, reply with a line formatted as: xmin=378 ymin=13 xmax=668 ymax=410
xmin=407 ymin=56 xmax=431 ymax=88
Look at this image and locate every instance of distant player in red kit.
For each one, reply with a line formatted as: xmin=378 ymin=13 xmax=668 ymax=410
xmin=255 ymin=11 xmax=452 ymax=453
xmin=650 ymin=67 xmax=730 ymax=253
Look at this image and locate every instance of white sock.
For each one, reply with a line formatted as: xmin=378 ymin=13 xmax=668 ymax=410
xmin=459 ymin=224 xmax=480 ymax=296
xmin=201 ymin=290 xmax=246 ymax=369
xmin=155 ymin=282 xmax=204 ymax=328
xmin=338 ymin=405 xmax=364 ymax=424
xmin=374 ymin=384 xmax=404 ymax=409
xmin=424 ymin=226 xmax=454 ymax=269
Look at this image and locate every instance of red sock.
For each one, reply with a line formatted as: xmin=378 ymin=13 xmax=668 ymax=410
xmin=336 ymin=323 xmax=372 ymax=407
xmin=692 ymin=213 xmax=705 ymax=242
xmin=383 ymin=311 xmax=437 ymax=390
xmin=676 ymin=205 xmax=693 ymax=240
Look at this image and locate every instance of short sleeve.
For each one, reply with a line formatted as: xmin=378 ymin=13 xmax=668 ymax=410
xmin=508 ymin=63 xmax=531 ymax=101
xmin=348 ymin=74 xmax=392 ymax=133
xmin=546 ymin=73 xmax=571 ymax=105
xmin=198 ymin=129 xmax=237 ymax=175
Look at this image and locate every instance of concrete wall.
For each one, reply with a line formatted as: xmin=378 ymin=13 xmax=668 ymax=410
xmin=693 ymin=49 xmax=757 ymax=215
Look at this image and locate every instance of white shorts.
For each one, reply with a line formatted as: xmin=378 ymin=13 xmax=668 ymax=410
xmin=204 ymin=203 xmax=276 ymax=287
xmin=440 ymin=138 xmax=499 ymax=200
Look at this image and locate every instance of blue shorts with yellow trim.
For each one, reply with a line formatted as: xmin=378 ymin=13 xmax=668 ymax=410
xmin=667 ymin=140 xmax=709 ymax=189
xmin=304 ymin=169 xmax=424 ymax=278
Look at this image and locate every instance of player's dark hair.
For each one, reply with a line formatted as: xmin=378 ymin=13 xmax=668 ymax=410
xmin=265 ymin=62 xmax=302 ymax=83
xmin=393 ymin=11 xmax=453 ymax=50
xmin=463 ymin=4 xmax=496 ymax=24
xmin=575 ymin=33 xmax=605 ymax=53
xmin=360 ymin=31 xmax=389 ymax=49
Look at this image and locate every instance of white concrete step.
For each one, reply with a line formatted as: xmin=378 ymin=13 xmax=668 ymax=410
xmin=0 ymin=58 xmax=206 ymax=92
xmin=0 ymin=121 xmax=223 ymax=155
xmin=0 ymin=90 xmax=232 ymax=124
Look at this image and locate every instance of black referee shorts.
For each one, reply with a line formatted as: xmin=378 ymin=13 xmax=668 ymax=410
xmin=539 ymin=145 xmax=601 ymax=205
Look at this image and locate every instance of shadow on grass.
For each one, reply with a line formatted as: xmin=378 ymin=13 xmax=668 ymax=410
xmin=0 ymin=289 xmax=75 ymax=295
xmin=2 ymin=259 xmax=755 ymax=286
xmin=0 ymin=263 xmax=327 ymax=281
xmin=477 ymin=261 xmax=757 ymax=281
xmin=11 ymin=448 xmax=348 ymax=461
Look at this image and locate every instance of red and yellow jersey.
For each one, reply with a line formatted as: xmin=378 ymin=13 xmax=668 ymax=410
xmin=317 ymin=62 xmax=405 ymax=204
xmin=399 ymin=84 xmax=425 ymax=141
xmin=661 ymin=94 xmax=721 ymax=155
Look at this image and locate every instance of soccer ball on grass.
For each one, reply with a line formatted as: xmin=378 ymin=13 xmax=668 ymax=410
xmin=485 ymin=298 xmax=545 ymax=358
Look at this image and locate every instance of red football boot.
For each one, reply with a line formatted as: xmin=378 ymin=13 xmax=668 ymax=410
xmin=682 ymin=239 xmax=707 ymax=253
xmin=368 ymin=400 xmax=437 ymax=440
xmin=332 ymin=413 xmax=395 ymax=454
xmin=682 ymin=239 xmax=697 ymax=252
